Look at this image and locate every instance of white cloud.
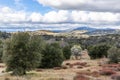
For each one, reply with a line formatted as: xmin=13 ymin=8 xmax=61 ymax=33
xmin=29 ymin=12 xmax=43 ymax=22
xmin=0 ymin=7 xmax=27 ymax=23
xmin=0 ymin=6 xmax=120 ymax=30
xmin=37 ymin=0 xmax=120 ymax=12
xmin=71 ymin=11 xmax=120 ymax=23
xmin=43 ymin=10 xmax=69 ymax=23
xmin=1 ymin=7 xmax=12 ymax=13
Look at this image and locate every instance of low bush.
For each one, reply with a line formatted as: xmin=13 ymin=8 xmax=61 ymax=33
xmin=77 ymin=66 xmax=83 ymax=69
xmin=4 ymin=78 xmax=10 ymax=80
xmin=73 ymin=74 xmax=89 ymax=80
xmin=65 ymin=63 xmax=70 ymax=65
xmin=111 ymin=74 xmax=120 ymax=80
xmin=36 ymin=69 xmax=43 ymax=72
xmin=40 ymin=43 xmax=64 ymax=68
xmin=73 ymin=62 xmax=87 ymax=67
xmin=61 ymin=66 xmax=68 ymax=69
xmin=62 ymin=46 xmax=71 ymax=60
xmin=53 ymin=67 xmax=61 ymax=70
xmin=91 ymin=71 xmax=100 ymax=77
xmin=108 ymin=47 xmax=120 ymax=63
xmin=88 ymin=44 xmax=110 ymax=59
xmin=99 ymin=69 xmax=116 ymax=75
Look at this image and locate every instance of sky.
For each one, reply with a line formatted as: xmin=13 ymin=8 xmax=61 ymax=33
xmin=0 ymin=0 xmax=120 ymax=32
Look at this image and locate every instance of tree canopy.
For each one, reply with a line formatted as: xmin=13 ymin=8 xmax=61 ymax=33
xmin=40 ymin=43 xmax=64 ymax=68
xmin=2 ymin=32 xmax=44 ymax=75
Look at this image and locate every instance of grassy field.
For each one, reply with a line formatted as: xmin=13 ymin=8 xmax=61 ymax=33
xmin=0 ymin=60 xmax=119 ymax=80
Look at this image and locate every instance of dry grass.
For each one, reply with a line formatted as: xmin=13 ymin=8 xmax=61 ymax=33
xmin=0 ymin=59 xmax=119 ymax=80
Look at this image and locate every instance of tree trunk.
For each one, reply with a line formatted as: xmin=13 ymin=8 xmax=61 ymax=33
xmin=23 ymin=69 xmax=26 ymax=75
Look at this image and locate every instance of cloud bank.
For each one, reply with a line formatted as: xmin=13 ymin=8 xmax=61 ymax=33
xmin=1 ymin=0 xmax=120 ymax=32
xmin=37 ymin=0 xmax=120 ymax=12
xmin=0 ymin=6 xmax=120 ymax=24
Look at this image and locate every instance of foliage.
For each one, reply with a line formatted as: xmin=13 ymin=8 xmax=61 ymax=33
xmin=2 ymin=32 xmax=44 ymax=75
xmin=62 ymin=45 xmax=71 ymax=60
xmin=0 ymin=40 xmax=3 ymax=62
xmin=0 ymin=31 xmax=11 ymax=39
xmin=40 ymin=43 xmax=64 ymax=68
xmin=71 ymin=45 xmax=82 ymax=59
xmin=88 ymin=44 xmax=110 ymax=59
xmin=108 ymin=47 xmax=120 ymax=63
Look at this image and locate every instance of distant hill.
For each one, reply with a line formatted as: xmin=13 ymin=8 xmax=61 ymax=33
xmin=72 ymin=26 xmax=96 ymax=31
xmin=3 ymin=26 xmax=120 ymax=37
xmin=86 ymin=29 xmax=120 ymax=36
xmin=69 ymin=26 xmax=120 ymax=36
xmin=52 ymin=26 xmax=96 ymax=33
xmin=27 ymin=30 xmax=58 ymax=36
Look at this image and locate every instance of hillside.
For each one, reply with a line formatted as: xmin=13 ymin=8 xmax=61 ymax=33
xmin=71 ymin=27 xmax=120 ymax=36
xmin=19 ymin=30 xmax=90 ymax=39
xmin=28 ymin=30 xmax=58 ymax=36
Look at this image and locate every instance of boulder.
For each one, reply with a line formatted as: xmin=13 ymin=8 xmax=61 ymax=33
xmin=81 ymin=49 xmax=91 ymax=60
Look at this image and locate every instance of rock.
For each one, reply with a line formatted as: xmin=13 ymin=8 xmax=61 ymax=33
xmin=81 ymin=49 xmax=91 ymax=60
xmin=98 ymin=57 xmax=109 ymax=66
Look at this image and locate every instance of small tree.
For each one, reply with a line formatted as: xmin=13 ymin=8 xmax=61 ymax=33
xmin=63 ymin=46 xmax=71 ymax=60
xmin=2 ymin=32 xmax=44 ymax=75
xmin=71 ymin=45 xmax=82 ymax=59
xmin=88 ymin=44 xmax=110 ymax=59
xmin=40 ymin=43 xmax=64 ymax=68
xmin=108 ymin=47 xmax=120 ymax=63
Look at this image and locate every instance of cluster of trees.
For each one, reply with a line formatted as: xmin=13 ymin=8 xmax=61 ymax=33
xmin=79 ymin=34 xmax=120 ymax=49
xmin=71 ymin=45 xmax=82 ymax=59
xmin=40 ymin=43 xmax=64 ymax=68
xmin=0 ymin=31 xmax=11 ymax=39
xmin=88 ymin=43 xmax=120 ymax=63
xmin=108 ymin=47 xmax=120 ymax=63
xmin=0 ymin=40 xmax=3 ymax=62
xmin=1 ymin=32 xmax=72 ymax=75
xmin=88 ymin=44 xmax=110 ymax=59
xmin=0 ymin=31 xmax=120 ymax=76
xmin=2 ymin=33 xmax=44 ymax=75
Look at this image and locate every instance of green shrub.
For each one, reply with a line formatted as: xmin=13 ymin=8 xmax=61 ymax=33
xmin=88 ymin=44 xmax=110 ymax=59
xmin=108 ymin=47 xmax=120 ymax=63
xmin=4 ymin=77 xmax=10 ymax=80
xmin=62 ymin=46 xmax=71 ymax=60
xmin=0 ymin=40 xmax=3 ymax=62
xmin=71 ymin=45 xmax=82 ymax=60
xmin=40 ymin=43 xmax=64 ymax=68
xmin=2 ymin=32 xmax=44 ymax=75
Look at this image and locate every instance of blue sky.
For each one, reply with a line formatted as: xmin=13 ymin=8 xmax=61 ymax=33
xmin=0 ymin=0 xmax=52 ymax=14
xmin=0 ymin=0 xmax=120 ymax=32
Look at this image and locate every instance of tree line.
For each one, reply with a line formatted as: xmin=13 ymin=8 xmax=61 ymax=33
xmin=0 ymin=32 xmax=120 ymax=76
xmin=1 ymin=32 xmax=72 ymax=75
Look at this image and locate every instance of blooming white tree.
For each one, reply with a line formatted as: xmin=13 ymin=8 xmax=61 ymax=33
xmin=71 ymin=45 xmax=82 ymax=60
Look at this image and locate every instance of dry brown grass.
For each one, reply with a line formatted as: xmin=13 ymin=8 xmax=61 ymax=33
xmin=0 ymin=59 xmax=119 ymax=80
